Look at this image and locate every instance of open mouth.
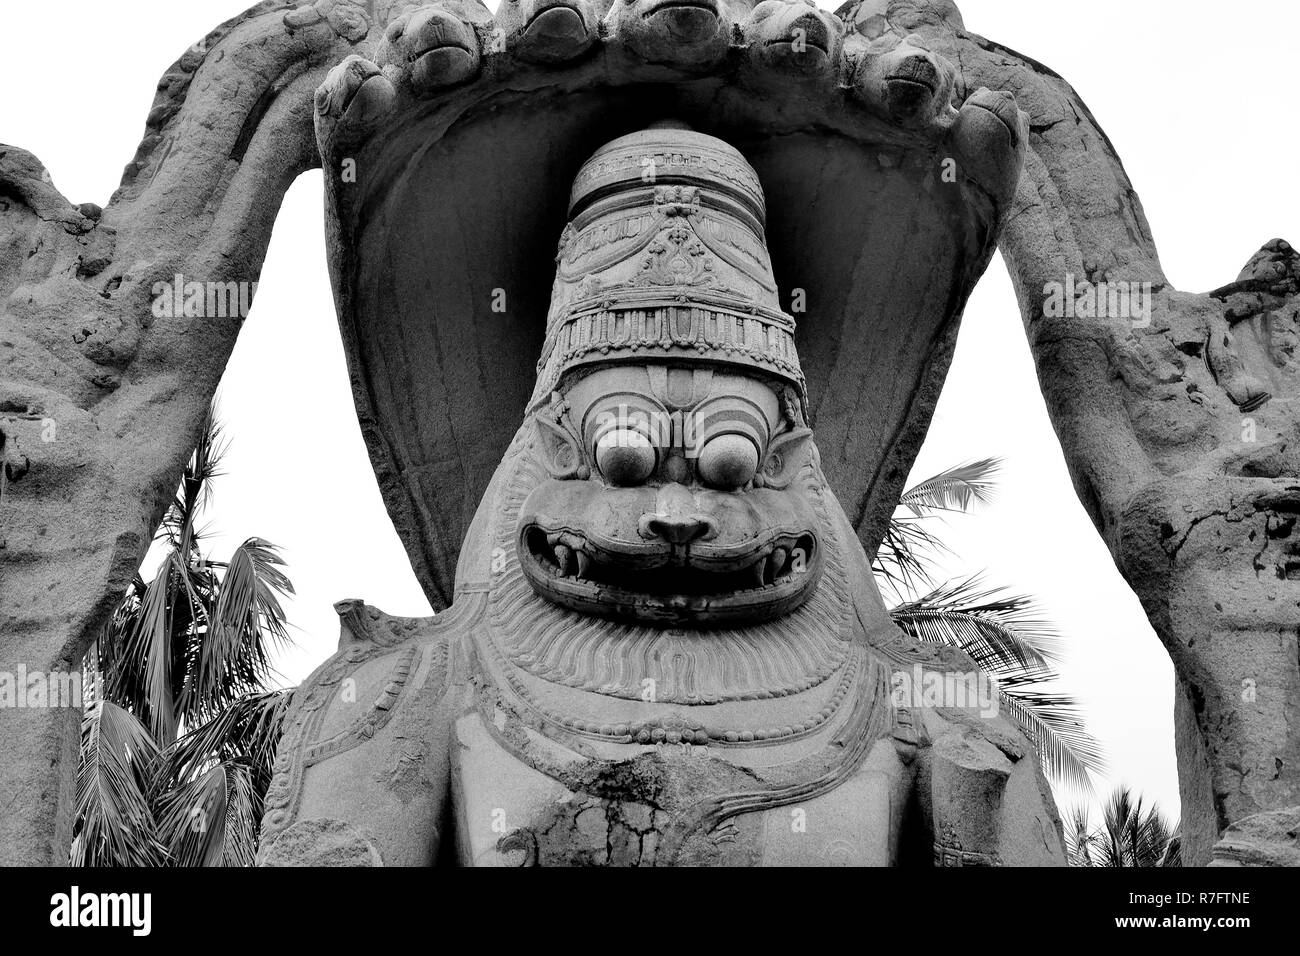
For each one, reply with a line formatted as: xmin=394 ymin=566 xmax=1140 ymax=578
xmin=519 ymin=524 xmax=819 ymax=624
xmin=525 ymin=526 xmax=815 ymax=592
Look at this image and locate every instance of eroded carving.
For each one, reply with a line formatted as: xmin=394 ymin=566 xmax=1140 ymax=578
xmin=258 ymin=87 xmax=1064 ymax=865
xmin=13 ymin=0 xmax=1283 ymax=868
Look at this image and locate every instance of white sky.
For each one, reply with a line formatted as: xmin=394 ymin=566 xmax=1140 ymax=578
xmin=5 ymin=0 xmax=1297 ymax=823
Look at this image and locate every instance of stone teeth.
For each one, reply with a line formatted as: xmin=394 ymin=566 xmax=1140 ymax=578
xmin=554 ymin=544 xmax=575 ymax=576
xmin=749 ymin=559 xmax=765 ymax=588
xmin=576 ymin=551 xmax=592 ymax=579
xmin=766 ymin=548 xmax=790 ymax=586
xmin=772 ymin=547 xmax=789 ymax=579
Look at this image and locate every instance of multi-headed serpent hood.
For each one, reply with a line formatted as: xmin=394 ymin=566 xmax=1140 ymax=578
xmin=314 ymin=0 xmax=1027 ymax=609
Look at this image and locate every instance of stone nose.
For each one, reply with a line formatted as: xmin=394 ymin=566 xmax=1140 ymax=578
xmin=638 ymin=483 xmax=717 ymax=545
xmin=891 ymin=52 xmax=939 ymax=87
xmin=644 ymin=514 xmax=712 ymax=545
xmin=790 ymin=10 xmax=830 ymax=46
xmin=408 ymin=8 xmax=474 ymax=47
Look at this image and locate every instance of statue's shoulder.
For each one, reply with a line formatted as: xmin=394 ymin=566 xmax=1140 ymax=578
xmin=277 ymin=598 xmax=459 ymax=759
xmin=258 ymin=599 xmax=467 ymax=866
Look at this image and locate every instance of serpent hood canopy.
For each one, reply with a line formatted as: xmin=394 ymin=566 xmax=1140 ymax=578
xmin=315 ymin=0 xmax=1025 ymax=609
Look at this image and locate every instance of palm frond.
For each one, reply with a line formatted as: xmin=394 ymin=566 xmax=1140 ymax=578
xmin=873 ymin=516 xmax=952 ymax=598
xmin=1064 ymin=804 xmax=1095 ymax=866
xmin=182 ymin=540 xmax=293 ymax=722
xmin=164 ymin=690 xmax=293 ymax=787
xmin=1062 ymin=787 xmax=1180 ymax=867
xmin=997 ymin=689 xmax=1104 ymax=795
xmin=873 ymin=461 xmax=1002 ymax=597
xmin=161 ymin=409 xmax=226 ymax=558
xmin=125 ymin=551 xmax=182 ymax=745
xmin=1158 ymin=834 xmax=1183 ymax=868
xmin=1096 ymin=786 xmax=1180 ymax=867
xmin=156 ymin=761 xmax=259 ymax=867
xmin=897 ymin=457 xmax=1002 ymax=516
xmin=1099 ymin=785 xmax=1137 ymax=867
xmin=890 ymin=576 xmax=1066 ymax=673
xmin=1137 ymin=811 xmax=1177 ymax=868
xmin=75 ymin=403 xmax=297 ymax=867
xmin=219 ymin=763 xmax=262 ymax=866
xmin=889 ymin=576 xmax=1103 ymax=794
xmin=90 ymin=580 xmax=143 ymax=708
xmin=71 ymin=702 xmax=166 ymax=867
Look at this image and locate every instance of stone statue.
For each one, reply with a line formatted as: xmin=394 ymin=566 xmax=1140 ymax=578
xmin=0 ymin=0 xmax=1294 ymax=866
xmin=258 ymin=119 xmax=1066 ymax=866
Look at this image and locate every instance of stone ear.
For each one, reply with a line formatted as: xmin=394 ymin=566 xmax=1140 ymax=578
xmin=758 ymin=426 xmax=812 ymax=489
xmin=534 ymin=411 xmax=589 ymax=480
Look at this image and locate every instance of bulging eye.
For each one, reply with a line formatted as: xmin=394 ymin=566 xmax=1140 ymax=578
xmin=596 ymin=429 xmax=657 ymax=486
xmin=697 ymin=434 xmax=759 ymax=490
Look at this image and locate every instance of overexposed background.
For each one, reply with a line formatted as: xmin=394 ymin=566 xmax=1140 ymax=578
xmin=5 ymin=0 xmax=1298 ymax=820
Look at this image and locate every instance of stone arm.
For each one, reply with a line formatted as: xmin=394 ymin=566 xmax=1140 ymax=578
xmin=907 ymin=706 xmax=1068 ymax=866
xmin=881 ymin=635 xmax=1067 ymax=866
xmin=0 ymin=1 xmax=388 ymax=865
xmin=840 ymin=0 xmax=1300 ymax=864
xmin=257 ymin=600 xmax=460 ymax=866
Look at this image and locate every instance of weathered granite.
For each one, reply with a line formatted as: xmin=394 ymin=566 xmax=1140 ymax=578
xmin=839 ymin=0 xmax=1300 ymax=865
xmin=258 ymin=55 xmax=1064 ymax=859
xmin=1210 ymin=807 xmax=1300 ymax=867
xmin=0 ymin=1 xmax=370 ymax=865
xmin=2 ymin=0 xmax=1293 ymax=866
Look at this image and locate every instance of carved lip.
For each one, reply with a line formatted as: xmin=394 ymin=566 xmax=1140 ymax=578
xmin=642 ymin=0 xmax=720 ymax=19
xmin=409 ymin=40 xmax=474 ymax=61
xmin=764 ymin=37 xmax=830 ymax=55
xmin=884 ymin=74 xmax=936 ymax=95
xmin=526 ymin=2 xmax=586 ymax=26
xmin=518 ymin=523 xmax=819 ymax=625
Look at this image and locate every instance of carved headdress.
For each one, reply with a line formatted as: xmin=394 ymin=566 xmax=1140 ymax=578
xmin=531 ymin=123 xmax=807 ymax=412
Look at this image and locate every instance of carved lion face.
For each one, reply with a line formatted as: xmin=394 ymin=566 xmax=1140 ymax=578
xmin=496 ymin=0 xmax=604 ymax=63
xmin=376 ymin=0 xmax=494 ymax=93
xmin=741 ymin=0 xmax=843 ymax=75
xmin=845 ymin=26 xmax=956 ymax=128
xmin=516 ymin=363 xmax=827 ymax=627
xmin=606 ymin=0 xmax=753 ymax=67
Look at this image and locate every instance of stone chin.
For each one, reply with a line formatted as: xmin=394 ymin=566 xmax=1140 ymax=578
xmin=608 ymin=0 xmax=741 ymax=66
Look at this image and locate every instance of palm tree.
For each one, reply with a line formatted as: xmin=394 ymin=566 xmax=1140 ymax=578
xmin=72 ymin=406 xmax=295 ymax=867
xmin=1065 ymin=786 xmax=1181 ymax=866
xmin=876 ymin=459 xmax=1105 ymax=794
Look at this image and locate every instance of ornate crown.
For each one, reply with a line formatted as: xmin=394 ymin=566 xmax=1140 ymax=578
xmin=530 ymin=123 xmax=807 ymax=411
